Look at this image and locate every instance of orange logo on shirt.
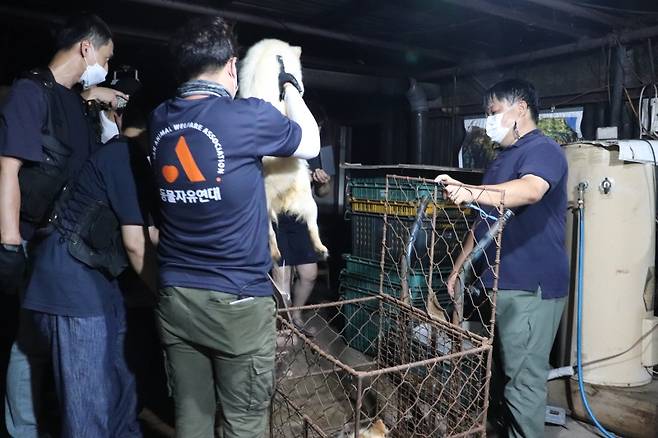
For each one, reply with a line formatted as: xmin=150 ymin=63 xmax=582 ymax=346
xmin=160 ymin=136 xmax=206 ymax=183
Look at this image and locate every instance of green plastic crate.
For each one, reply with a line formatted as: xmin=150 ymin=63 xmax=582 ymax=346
xmin=339 ymin=269 xmax=425 ymax=308
xmin=341 ymin=287 xmax=381 ymax=355
xmin=349 ymin=212 xmax=467 ymax=269
xmin=339 ymin=269 xmax=452 ymax=310
xmin=343 ymin=254 xmax=451 ymax=289
xmin=348 ymin=177 xmax=443 ymax=203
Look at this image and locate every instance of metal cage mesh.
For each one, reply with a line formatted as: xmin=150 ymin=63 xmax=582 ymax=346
xmin=270 ymin=175 xmax=507 ymax=437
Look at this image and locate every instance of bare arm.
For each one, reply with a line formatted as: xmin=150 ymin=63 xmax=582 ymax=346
xmin=0 ymin=157 xmax=23 ymax=244
xmin=447 ymin=231 xmax=475 ymax=296
xmin=148 ymin=226 xmax=159 ymax=247
xmin=437 ymin=174 xmax=549 ymax=209
xmin=284 ymin=84 xmax=320 ymax=160
xmin=121 ymin=225 xmax=157 ymax=292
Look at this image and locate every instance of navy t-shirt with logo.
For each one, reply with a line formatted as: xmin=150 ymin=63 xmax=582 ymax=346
xmin=150 ymin=96 xmax=301 ymax=296
xmin=475 ymin=130 xmax=569 ymax=299
xmin=0 ymin=77 xmax=96 ymax=240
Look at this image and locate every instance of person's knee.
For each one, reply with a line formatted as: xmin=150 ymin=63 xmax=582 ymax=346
xmin=296 ymin=263 xmax=317 ymax=284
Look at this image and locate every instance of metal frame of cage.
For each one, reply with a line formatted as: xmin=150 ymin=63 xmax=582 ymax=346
xmin=270 ymin=175 xmax=507 ymax=437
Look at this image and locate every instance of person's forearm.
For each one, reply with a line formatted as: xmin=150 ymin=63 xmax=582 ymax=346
xmin=138 ymin=244 xmax=158 ymax=293
xmin=284 ymin=86 xmax=320 ymax=159
xmin=451 ymin=231 xmax=475 ymax=275
xmin=122 ymin=226 xmax=158 ymax=291
xmin=0 ymin=158 xmax=23 ymax=244
xmin=148 ymin=226 xmax=159 ymax=247
xmin=467 ymin=178 xmax=545 ymax=208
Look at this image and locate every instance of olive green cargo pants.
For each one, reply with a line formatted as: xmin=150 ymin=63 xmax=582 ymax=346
xmin=156 ymin=286 xmax=276 ymax=438
xmin=494 ymin=288 xmax=566 ymax=438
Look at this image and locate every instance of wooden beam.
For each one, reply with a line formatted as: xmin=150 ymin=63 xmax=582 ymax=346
xmin=442 ymin=0 xmax=586 ymax=39
xmin=418 ymin=24 xmax=658 ymax=80
xmin=523 ymin=0 xmax=636 ymax=29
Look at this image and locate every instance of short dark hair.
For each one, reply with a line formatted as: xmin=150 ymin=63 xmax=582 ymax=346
xmin=121 ymin=93 xmax=148 ymax=131
xmin=484 ymin=79 xmax=540 ymax=123
xmin=169 ymin=16 xmax=237 ymax=82
xmin=55 ymin=13 xmax=112 ymax=51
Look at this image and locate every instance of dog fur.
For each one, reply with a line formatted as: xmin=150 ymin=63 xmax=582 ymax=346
xmin=238 ymin=38 xmax=328 ymax=260
xmin=336 ymin=419 xmax=389 ymax=438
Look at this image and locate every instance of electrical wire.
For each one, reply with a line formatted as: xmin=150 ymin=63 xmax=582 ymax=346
xmin=466 ymin=203 xmax=498 ymax=221
xmin=624 ymin=87 xmax=640 ymax=120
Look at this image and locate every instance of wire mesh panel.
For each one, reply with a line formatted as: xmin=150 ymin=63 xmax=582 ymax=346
xmin=380 ymin=175 xmax=507 ymax=339
xmin=270 ymin=296 xmax=491 ymax=438
xmin=270 ymin=174 xmax=507 ymax=437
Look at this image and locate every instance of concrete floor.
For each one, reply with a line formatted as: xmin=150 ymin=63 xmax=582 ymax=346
xmin=295 ymin=309 xmax=606 ymax=438
xmin=545 ymin=418 xmax=600 ymax=437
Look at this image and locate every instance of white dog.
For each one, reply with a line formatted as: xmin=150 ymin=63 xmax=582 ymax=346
xmin=239 ymin=39 xmax=328 ymax=261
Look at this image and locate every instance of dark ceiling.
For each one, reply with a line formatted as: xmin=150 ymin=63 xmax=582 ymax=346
xmin=1 ymin=0 xmax=658 ymax=87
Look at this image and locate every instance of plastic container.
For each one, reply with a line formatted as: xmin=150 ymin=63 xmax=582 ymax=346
xmin=348 ymin=177 xmax=442 ymax=202
xmin=350 ymin=213 xmax=467 ymax=269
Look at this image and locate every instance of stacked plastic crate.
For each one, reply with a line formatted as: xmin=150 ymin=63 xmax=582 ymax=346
xmin=341 ymin=177 xmax=463 ymax=354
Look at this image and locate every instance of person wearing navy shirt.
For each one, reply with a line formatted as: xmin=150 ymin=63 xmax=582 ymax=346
xmin=437 ymin=79 xmax=568 ymax=438
xmin=151 ymin=16 xmax=320 ymax=438
xmin=0 ymin=14 xmax=126 ymax=437
xmin=19 ymin=102 xmax=156 ymax=437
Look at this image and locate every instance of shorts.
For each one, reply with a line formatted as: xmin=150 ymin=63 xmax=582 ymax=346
xmin=274 ymin=213 xmax=319 ymax=266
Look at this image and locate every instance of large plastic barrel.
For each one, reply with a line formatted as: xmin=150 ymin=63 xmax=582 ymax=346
xmin=564 ymin=143 xmax=655 ymax=387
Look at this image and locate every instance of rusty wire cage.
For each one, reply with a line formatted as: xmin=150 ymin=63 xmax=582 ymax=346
xmin=377 ymin=175 xmax=508 ymax=339
xmin=270 ymin=175 xmax=507 ymax=437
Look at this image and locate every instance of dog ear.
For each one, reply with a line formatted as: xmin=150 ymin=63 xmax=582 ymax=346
xmin=293 ymin=46 xmax=302 ymax=58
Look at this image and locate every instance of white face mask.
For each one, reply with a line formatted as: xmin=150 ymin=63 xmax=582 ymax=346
xmin=80 ymin=46 xmax=107 ymax=88
xmin=485 ymin=110 xmax=512 ymax=144
xmin=100 ymin=111 xmax=119 ymax=143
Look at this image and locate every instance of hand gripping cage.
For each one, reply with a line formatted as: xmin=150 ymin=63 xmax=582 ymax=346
xmin=270 ymin=175 xmax=508 ymax=437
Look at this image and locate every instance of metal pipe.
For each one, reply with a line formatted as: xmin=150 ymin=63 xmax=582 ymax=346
xmin=406 ymin=79 xmax=429 ymax=163
xmin=649 ymin=38 xmax=656 ymax=83
xmin=124 ymin=0 xmax=457 ymax=63
xmin=419 ymin=24 xmax=658 ymax=80
xmin=609 ymin=45 xmax=626 ymax=128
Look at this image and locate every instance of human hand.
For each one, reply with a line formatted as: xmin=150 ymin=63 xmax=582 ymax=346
xmin=312 ymin=168 xmax=330 ymax=184
xmin=435 ymin=174 xmax=474 ymax=205
xmin=435 ymin=174 xmax=462 ymax=187
xmin=82 ymin=86 xmax=128 ymax=109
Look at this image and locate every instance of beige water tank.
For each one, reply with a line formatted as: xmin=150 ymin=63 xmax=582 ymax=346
xmin=564 ymin=143 xmax=655 ymax=387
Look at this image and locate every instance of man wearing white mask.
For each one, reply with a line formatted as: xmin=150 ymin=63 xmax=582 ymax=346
xmin=436 ymin=79 xmax=568 ymax=438
xmin=0 ymin=13 xmax=125 ymax=437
